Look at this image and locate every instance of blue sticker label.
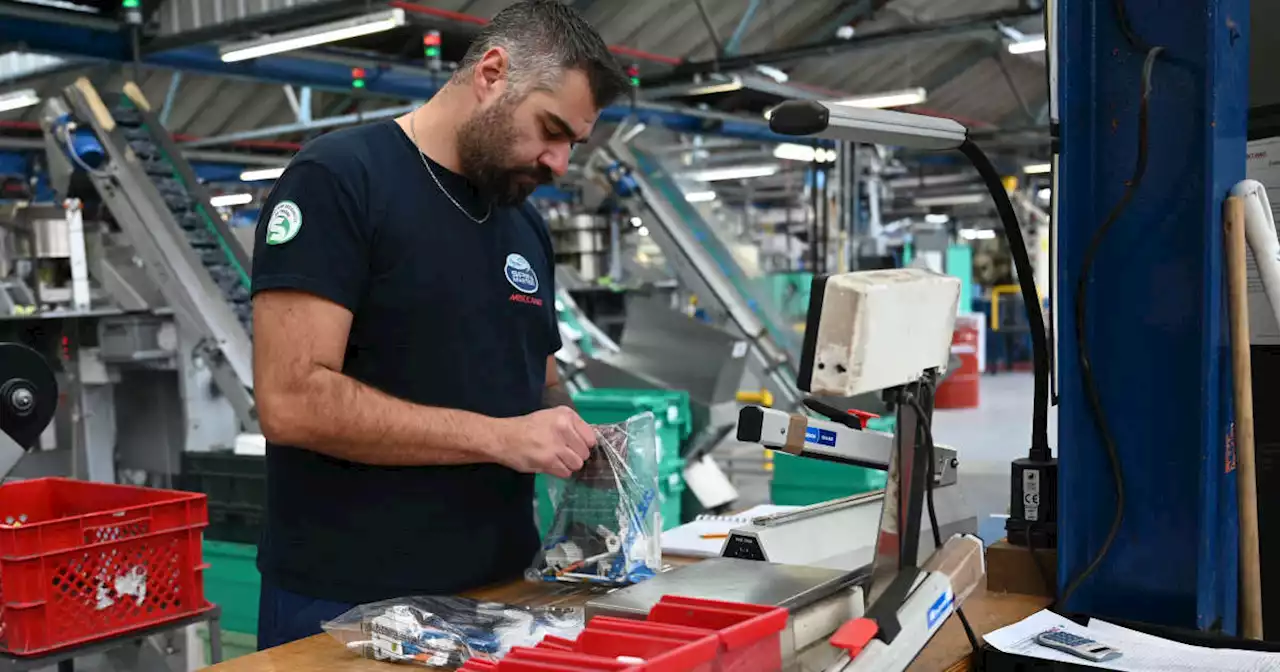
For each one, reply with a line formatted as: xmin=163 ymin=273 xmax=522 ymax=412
xmin=504 ymin=253 xmax=539 ymax=293
xmin=804 ymin=426 xmax=838 ymax=447
xmin=927 ymin=589 xmax=954 ymax=630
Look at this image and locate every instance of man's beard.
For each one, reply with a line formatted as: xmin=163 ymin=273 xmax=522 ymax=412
xmin=456 ymin=97 xmax=554 ymax=206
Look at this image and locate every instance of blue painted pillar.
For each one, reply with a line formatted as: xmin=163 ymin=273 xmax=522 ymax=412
xmin=1057 ymin=0 xmax=1249 ymax=630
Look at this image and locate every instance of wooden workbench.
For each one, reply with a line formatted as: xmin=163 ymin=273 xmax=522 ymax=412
xmin=205 ymin=574 xmax=1048 ymax=672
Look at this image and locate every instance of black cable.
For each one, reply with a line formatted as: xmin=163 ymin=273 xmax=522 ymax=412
xmin=1059 ymin=3 xmax=1162 ymax=608
xmin=908 ymin=392 xmax=980 ymax=655
xmin=958 ymin=140 xmax=1051 ymax=458
xmin=1024 ymin=527 xmax=1057 ymax=601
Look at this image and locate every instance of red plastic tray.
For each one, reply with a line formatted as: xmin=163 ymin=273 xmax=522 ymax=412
xmin=461 ymin=595 xmax=788 ymax=672
xmin=0 ymin=478 xmax=209 ymax=656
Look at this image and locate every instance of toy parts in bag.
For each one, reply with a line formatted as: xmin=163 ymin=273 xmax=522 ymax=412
xmin=528 ymin=412 xmax=661 ymax=586
xmin=322 ymin=596 xmax=584 ymax=667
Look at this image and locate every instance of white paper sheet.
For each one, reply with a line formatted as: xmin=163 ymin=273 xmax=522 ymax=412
xmin=983 ymin=610 xmax=1280 ymax=671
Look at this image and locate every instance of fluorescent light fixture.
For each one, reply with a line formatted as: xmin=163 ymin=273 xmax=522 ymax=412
xmin=240 ymin=166 xmax=285 ymax=181
xmin=960 ymin=228 xmax=997 ymax=240
xmin=686 ymin=165 xmax=779 ymax=182
xmin=220 ymin=8 xmax=406 ymax=62
xmin=1023 ymin=163 xmax=1052 ymax=175
xmin=685 ymin=190 xmax=717 ymax=203
xmin=686 ymin=75 xmax=744 ymax=96
xmin=755 ymin=65 xmax=789 ymax=83
xmin=831 ymin=87 xmax=927 ymax=110
xmin=1008 ymin=35 xmax=1047 ymax=55
xmin=0 ymin=88 xmax=39 ymax=113
xmin=773 ymin=143 xmax=817 ymax=162
xmin=210 ymin=193 xmax=253 ymax=207
xmin=913 ymin=193 xmax=986 ymax=207
xmin=1038 ymin=187 xmax=1052 ymax=201
xmin=620 ymin=123 xmax=647 ymax=144
xmin=925 ymin=213 xmax=950 ymax=224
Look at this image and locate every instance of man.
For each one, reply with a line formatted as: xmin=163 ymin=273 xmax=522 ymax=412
xmin=249 ymin=0 xmax=631 ymax=649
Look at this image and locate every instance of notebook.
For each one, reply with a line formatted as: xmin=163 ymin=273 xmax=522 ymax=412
xmin=660 ymin=504 xmax=800 ymax=558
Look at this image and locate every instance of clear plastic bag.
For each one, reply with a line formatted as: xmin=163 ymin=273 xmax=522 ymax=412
xmin=322 ymin=596 xmax=584 ymax=667
xmin=527 ymin=411 xmax=661 ymax=586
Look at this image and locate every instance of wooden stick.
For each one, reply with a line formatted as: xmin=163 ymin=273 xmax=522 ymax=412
xmin=1226 ymin=195 xmax=1264 ymax=640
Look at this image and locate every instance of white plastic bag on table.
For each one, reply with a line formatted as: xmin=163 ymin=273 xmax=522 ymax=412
xmin=321 ymin=596 xmax=584 ymax=667
xmin=527 ymin=411 xmax=661 ymax=586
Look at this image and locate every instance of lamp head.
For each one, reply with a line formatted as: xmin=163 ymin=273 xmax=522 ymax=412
xmin=768 ymin=100 xmax=968 ymax=151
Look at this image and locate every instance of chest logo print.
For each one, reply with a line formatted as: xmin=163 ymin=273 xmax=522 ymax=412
xmin=265 ymin=200 xmax=302 ymax=246
xmin=504 ymin=253 xmax=539 ymax=294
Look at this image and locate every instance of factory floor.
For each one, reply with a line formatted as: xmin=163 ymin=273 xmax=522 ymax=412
xmin=720 ymin=371 xmax=1048 ymax=543
xmin=933 ymin=371 xmax=1054 ymax=543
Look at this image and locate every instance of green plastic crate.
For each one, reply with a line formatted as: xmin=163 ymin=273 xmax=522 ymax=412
xmin=770 ymin=415 xmax=893 ymax=506
xmin=573 ymin=389 xmax=692 ymax=471
xmin=536 ymin=390 xmax=692 ymax=533
xmin=203 ymin=540 xmax=261 ymax=635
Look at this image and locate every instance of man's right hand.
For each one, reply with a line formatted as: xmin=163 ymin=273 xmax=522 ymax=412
xmin=494 ymin=407 xmax=596 ymax=478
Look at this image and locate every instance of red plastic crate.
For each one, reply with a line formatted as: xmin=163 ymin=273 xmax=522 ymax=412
xmin=0 ymin=478 xmax=210 ymax=656
xmin=460 ymin=596 xmax=787 ymax=672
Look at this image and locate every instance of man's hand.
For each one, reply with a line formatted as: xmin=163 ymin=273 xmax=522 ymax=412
xmin=496 ymin=407 xmax=596 ymax=478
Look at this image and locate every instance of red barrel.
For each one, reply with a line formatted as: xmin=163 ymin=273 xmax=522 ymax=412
xmin=936 ymin=318 xmax=981 ymax=409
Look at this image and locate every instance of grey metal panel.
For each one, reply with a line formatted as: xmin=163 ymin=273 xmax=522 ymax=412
xmin=156 ymin=0 xmax=333 ymax=37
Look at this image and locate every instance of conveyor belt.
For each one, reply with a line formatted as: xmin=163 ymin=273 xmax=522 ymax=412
xmin=40 ymin=79 xmax=258 ymax=430
xmin=601 ymin=138 xmax=803 ymax=409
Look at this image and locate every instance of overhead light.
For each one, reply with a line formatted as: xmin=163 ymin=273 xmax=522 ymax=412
xmin=240 ymin=166 xmax=285 ymax=181
xmin=685 ymin=190 xmax=718 ymax=203
xmin=686 ymin=165 xmax=779 ymax=182
xmin=773 ymin=143 xmax=817 ymax=162
xmin=1037 ymin=187 xmax=1052 ymax=201
xmin=1008 ymin=35 xmax=1047 ymax=55
xmin=620 ymin=123 xmax=647 ymax=143
xmin=925 ymin=213 xmax=950 ymax=224
xmin=220 ymin=8 xmax=406 ymax=62
xmin=0 ymin=88 xmax=39 ymax=113
xmin=210 ymin=193 xmax=253 ymax=207
xmin=686 ymin=75 xmax=744 ymax=96
xmin=960 ymin=228 xmax=997 ymax=240
xmin=755 ymin=65 xmax=789 ymax=83
xmin=1023 ymin=163 xmax=1052 ymax=174
xmin=913 ymin=193 xmax=986 ymax=207
xmin=831 ymin=87 xmax=927 ymax=110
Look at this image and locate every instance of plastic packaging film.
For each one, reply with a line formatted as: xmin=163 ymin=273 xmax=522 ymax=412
xmin=322 ymin=596 xmax=584 ymax=668
xmin=527 ymin=412 xmax=662 ymax=586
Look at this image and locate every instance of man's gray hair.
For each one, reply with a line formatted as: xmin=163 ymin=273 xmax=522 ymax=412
xmin=455 ymin=0 xmax=630 ymax=109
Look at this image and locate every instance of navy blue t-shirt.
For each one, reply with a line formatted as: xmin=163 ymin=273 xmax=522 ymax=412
xmin=250 ymin=119 xmax=561 ymax=604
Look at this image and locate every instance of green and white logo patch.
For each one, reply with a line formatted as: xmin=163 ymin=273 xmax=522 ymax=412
xmin=265 ymin=200 xmax=302 ymax=245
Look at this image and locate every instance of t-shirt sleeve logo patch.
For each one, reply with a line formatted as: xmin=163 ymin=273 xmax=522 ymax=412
xmin=504 ymin=253 xmax=539 ymax=293
xmin=265 ymin=200 xmax=302 ymax=246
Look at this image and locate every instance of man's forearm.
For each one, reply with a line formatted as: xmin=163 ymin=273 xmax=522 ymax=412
xmin=261 ymin=366 xmax=504 ymax=466
xmin=544 ymin=381 xmax=575 ymax=410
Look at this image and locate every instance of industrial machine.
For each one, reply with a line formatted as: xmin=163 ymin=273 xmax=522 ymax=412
xmin=40 ymin=78 xmax=257 ymax=432
xmin=0 ymin=342 xmax=58 ymax=479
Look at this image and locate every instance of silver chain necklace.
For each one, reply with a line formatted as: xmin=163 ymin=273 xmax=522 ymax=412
xmin=410 ymin=116 xmax=492 ymax=224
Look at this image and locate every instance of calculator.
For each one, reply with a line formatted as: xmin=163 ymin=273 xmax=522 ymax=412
xmin=1035 ymin=629 xmax=1123 ymax=662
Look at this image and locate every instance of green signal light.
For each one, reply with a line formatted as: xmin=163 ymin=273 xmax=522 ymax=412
xmin=352 ymin=80 xmax=365 ymax=88
xmin=122 ymin=0 xmax=139 ymax=7
xmin=630 ymin=76 xmax=640 ymax=87
xmin=426 ymin=47 xmax=440 ymax=57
